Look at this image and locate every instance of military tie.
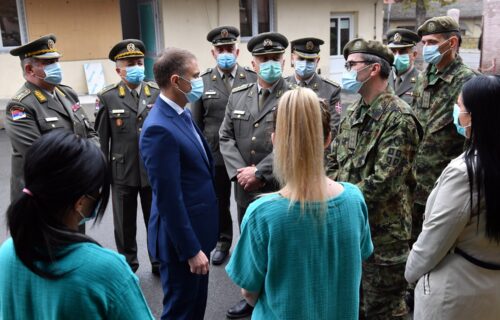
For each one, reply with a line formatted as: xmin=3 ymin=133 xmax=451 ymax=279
xmin=259 ymin=89 xmax=270 ymax=111
xmin=299 ymin=81 xmax=306 ymax=87
xmin=222 ymin=73 xmax=232 ymax=93
xmin=131 ymin=90 xmax=139 ymax=105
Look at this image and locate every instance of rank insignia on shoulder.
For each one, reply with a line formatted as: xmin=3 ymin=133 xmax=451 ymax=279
xmin=13 ymin=89 xmax=30 ymax=101
xmin=118 ymin=86 xmax=126 ymax=97
xmin=71 ymin=103 xmax=81 ymax=112
xmin=232 ymin=83 xmax=253 ymax=93
xmin=144 ymin=85 xmax=151 ymax=97
xmin=11 ymin=107 xmax=27 ymax=121
xmin=33 ymin=90 xmax=47 ymax=103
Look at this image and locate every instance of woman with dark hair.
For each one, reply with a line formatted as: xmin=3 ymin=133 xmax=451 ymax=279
xmin=405 ymin=75 xmax=500 ymax=320
xmin=0 ymin=130 xmax=153 ymax=319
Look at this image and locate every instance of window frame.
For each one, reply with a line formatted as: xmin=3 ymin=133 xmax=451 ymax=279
xmin=240 ymin=0 xmax=275 ymax=42
xmin=0 ymin=0 xmax=28 ymax=52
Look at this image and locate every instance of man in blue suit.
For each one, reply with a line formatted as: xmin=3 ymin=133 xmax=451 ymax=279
xmin=139 ymin=47 xmax=218 ymax=320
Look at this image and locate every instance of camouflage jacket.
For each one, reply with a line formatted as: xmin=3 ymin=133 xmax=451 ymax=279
xmin=411 ymin=57 xmax=476 ymax=205
xmin=327 ymin=88 xmax=422 ymax=264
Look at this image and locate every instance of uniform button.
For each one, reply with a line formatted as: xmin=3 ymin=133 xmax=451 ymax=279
xmin=112 ymin=156 xmax=116 ymax=160
xmin=138 ymin=117 xmax=143 ymax=121
xmin=251 ymin=150 xmax=256 ymax=155
xmin=251 ymin=136 xmax=256 ymax=141
xmin=138 ymin=128 xmax=142 ymax=132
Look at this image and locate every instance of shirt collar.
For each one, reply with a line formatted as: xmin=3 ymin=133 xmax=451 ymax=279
xmin=217 ymin=66 xmax=237 ymax=79
xmin=294 ymin=74 xmax=314 ymax=85
xmin=160 ymin=93 xmax=184 ymax=115
xmin=257 ymin=78 xmax=281 ymax=94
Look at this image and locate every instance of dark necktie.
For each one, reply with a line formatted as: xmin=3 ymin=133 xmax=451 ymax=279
xmin=131 ymin=90 xmax=139 ymax=105
xmin=299 ymin=81 xmax=306 ymax=87
xmin=222 ymin=73 xmax=232 ymax=93
xmin=259 ymin=89 xmax=270 ymax=111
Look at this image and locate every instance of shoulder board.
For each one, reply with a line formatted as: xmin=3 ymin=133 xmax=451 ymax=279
xmin=147 ymin=81 xmax=159 ymax=89
xmin=321 ymin=77 xmax=340 ymax=88
xmin=98 ymin=83 xmax=119 ymax=95
xmin=232 ymin=83 xmax=254 ymax=93
xmin=201 ymin=68 xmax=213 ymax=77
xmin=244 ymin=66 xmax=256 ymax=73
xmin=12 ymin=88 xmax=31 ymax=102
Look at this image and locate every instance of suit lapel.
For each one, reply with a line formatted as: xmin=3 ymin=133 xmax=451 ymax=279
xmin=245 ymin=84 xmax=259 ymax=122
xmin=210 ymin=69 xmax=230 ymax=97
xmin=137 ymin=83 xmax=149 ymax=115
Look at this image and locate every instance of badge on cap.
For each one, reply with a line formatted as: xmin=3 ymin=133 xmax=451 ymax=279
xmin=306 ymin=41 xmax=314 ymax=50
xmin=263 ymin=39 xmax=273 ymax=48
xmin=353 ymin=41 xmax=362 ymax=49
xmin=48 ymin=39 xmax=55 ymax=49
xmin=127 ymin=43 xmax=136 ymax=52
xmin=394 ymin=33 xmax=402 ymax=43
xmin=221 ymin=28 xmax=229 ymax=38
xmin=428 ymin=22 xmax=436 ymax=32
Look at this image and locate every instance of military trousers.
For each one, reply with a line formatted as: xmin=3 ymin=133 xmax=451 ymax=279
xmin=111 ymin=184 xmax=154 ymax=272
xmin=215 ymin=165 xmax=232 ymax=250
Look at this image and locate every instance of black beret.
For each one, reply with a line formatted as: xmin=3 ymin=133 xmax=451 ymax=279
xmin=108 ymin=39 xmax=145 ymax=62
xmin=417 ymin=16 xmax=460 ymax=37
xmin=10 ymin=34 xmax=61 ymax=60
xmin=206 ymin=26 xmax=239 ymax=46
xmin=291 ymin=37 xmax=324 ymax=58
xmin=247 ymin=32 xmax=288 ymax=56
xmin=343 ymin=38 xmax=394 ymax=65
xmin=386 ymin=28 xmax=420 ymax=48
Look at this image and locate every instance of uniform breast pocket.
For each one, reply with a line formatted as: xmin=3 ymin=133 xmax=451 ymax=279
xmin=38 ymin=117 xmax=66 ymax=133
xmin=202 ymin=92 xmax=220 ymax=114
xmin=264 ymin=113 xmax=275 ymax=148
xmin=109 ymin=110 xmax=131 ymax=133
xmin=230 ymin=112 xmax=250 ymax=138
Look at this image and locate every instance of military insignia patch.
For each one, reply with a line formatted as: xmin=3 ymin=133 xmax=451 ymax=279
xmin=428 ymin=22 xmax=436 ymax=32
xmin=263 ymin=39 xmax=273 ymax=47
xmin=335 ymin=102 xmax=342 ymax=114
xmin=118 ymin=86 xmax=126 ymax=97
xmin=116 ymin=118 xmax=124 ymax=127
xmin=386 ymin=148 xmax=402 ymax=166
xmin=48 ymin=39 xmax=55 ymax=49
xmin=394 ymin=33 xmax=402 ymax=43
xmin=11 ymin=107 xmax=27 ymax=121
xmin=306 ymin=41 xmax=314 ymax=50
xmin=33 ymin=90 xmax=47 ymax=103
xmin=144 ymin=85 xmax=151 ymax=96
xmin=71 ymin=103 xmax=81 ymax=112
xmin=221 ymin=28 xmax=229 ymax=38
xmin=127 ymin=43 xmax=136 ymax=52
xmin=353 ymin=41 xmax=362 ymax=49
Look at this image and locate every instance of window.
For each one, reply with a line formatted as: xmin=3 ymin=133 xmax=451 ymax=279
xmin=330 ymin=16 xmax=353 ymax=56
xmin=0 ymin=0 xmax=27 ymax=50
xmin=239 ymin=0 xmax=275 ymax=39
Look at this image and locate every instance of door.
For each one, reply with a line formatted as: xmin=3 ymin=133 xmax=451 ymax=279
xmin=138 ymin=0 xmax=163 ymax=81
xmin=329 ymin=15 xmax=354 ymax=83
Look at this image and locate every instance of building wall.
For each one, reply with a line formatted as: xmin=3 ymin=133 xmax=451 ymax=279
xmin=481 ymin=0 xmax=500 ymax=74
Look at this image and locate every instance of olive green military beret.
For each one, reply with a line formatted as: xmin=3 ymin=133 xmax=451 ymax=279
xmin=247 ymin=32 xmax=288 ymax=56
xmin=343 ymin=38 xmax=394 ymax=65
xmin=10 ymin=34 xmax=61 ymax=60
xmin=417 ymin=16 xmax=460 ymax=37
xmin=291 ymin=37 xmax=324 ymax=58
xmin=206 ymin=26 xmax=239 ymax=46
xmin=386 ymin=28 xmax=421 ymax=48
xmin=108 ymin=39 xmax=145 ymax=61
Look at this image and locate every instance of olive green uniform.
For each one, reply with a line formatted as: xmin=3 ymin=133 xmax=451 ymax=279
xmin=94 ymin=80 xmax=159 ymax=271
xmin=5 ymin=82 xmax=99 ymax=201
xmin=388 ymin=66 xmax=419 ymax=105
xmin=328 ymin=88 xmax=422 ymax=319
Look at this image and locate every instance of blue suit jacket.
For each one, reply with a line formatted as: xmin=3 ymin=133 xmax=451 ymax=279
xmin=139 ymin=97 xmax=218 ymax=263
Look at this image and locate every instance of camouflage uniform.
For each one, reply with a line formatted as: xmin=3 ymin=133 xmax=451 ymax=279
xmin=327 ymin=88 xmax=422 ymax=319
xmin=411 ymin=56 xmax=476 ymax=243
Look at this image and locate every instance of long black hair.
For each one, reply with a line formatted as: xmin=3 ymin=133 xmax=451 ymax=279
xmin=461 ymin=75 xmax=500 ymax=242
xmin=7 ymin=130 xmax=110 ymax=278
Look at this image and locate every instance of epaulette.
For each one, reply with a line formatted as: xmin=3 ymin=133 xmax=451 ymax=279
xmin=201 ymin=68 xmax=213 ymax=77
xmin=321 ymin=77 xmax=341 ymax=88
xmin=12 ymin=88 xmax=31 ymax=102
xmin=98 ymin=83 xmax=119 ymax=95
xmin=244 ymin=66 xmax=256 ymax=73
xmin=232 ymin=83 xmax=253 ymax=93
xmin=147 ymin=81 xmax=159 ymax=89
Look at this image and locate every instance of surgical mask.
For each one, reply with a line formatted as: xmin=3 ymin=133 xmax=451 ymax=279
xmin=259 ymin=60 xmax=282 ymax=83
xmin=423 ymin=40 xmax=450 ymax=65
xmin=125 ymin=65 xmax=145 ymax=85
xmin=78 ymin=195 xmax=101 ymax=226
xmin=453 ymin=104 xmax=470 ymax=138
xmin=217 ymin=53 xmax=236 ymax=70
xmin=393 ymin=54 xmax=410 ymax=74
xmin=178 ymin=77 xmax=204 ymax=103
xmin=42 ymin=62 xmax=63 ymax=85
xmin=341 ymin=64 xmax=372 ymax=93
xmin=294 ymin=60 xmax=316 ymax=78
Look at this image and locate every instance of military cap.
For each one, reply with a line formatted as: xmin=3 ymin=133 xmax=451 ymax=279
xmin=417 ymin=16 xmax=460 ymax=37
xmin=108 ymin=39 xmax=145 ymax=61
xmin=291 ymin=37 xmax=324 ymax=58
xmin=386 ymin=28 xmax=421 ymax=48
xmin=247 ymin=32 xmax=289 ymax=56
xmin=10 ymin=34 xmax=61 ymax=60
xmin=343 ymin=38 xmax=394 ymax=65
xmin=206 ymin=26 xmax=239 ymax=46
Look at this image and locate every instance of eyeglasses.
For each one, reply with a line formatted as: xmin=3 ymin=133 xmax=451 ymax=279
xmin=344 ymin=60 xmax=369 ymax=71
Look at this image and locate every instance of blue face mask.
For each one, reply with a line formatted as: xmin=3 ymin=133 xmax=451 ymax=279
xmin=179 ymin=77 xmax=204 ymax=103
xmin=294 ymin=60 xmax=316 ymax=78
xmin=217 ymin=53 xmax=237 ymax=70
xmin=393 ymin=54 xmax=410 ymax=74
xmin=125 ymin=65 xmax=145 ymax=85
xmin=341 ymin=64 xmax=371 ymax=93
xmin=453 ymin=104 xmax=470 ymax=138
xmin=78 ymin=195 xmax=101 ymax=226
xmin=259 ymin=60 xmax=282 ymax=84
xmin=42 ymin=62 xmax=63 ymax=85
xmin=423 ymin=45 xmax=443 ymax=65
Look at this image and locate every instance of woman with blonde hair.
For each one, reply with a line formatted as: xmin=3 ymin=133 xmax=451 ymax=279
xmin=226 ymin=87 xmax=373 ymax=320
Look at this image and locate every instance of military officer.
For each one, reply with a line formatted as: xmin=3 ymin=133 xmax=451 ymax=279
xmin=411 ymin=17 xmax=477 ymax=246
xmin=94 ymin=39 xmax=160 ymax=274
xmin=6 ymin=34 xmax=99 ymax=205
xmin=191 ymin=26 xmax=257 ymax=266
xmin=386 ymin=28 xmax=421 ymax=105
xmin=219 ymin=31 xmax=292 ymax=319
xmin=286 ymin=37 xmax=342 ymax=137
xmin=327 ymin=38 xmax=422 ymax=319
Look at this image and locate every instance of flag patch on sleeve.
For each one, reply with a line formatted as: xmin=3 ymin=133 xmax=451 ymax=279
xmin=11 ymin=107 xmax=27 ymax=121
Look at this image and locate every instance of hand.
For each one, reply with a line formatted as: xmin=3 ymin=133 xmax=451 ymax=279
xmin=243 ymin=176 xmax=265 ymax=192
xmin=187 ymin=251 xmax=209 ymax=275
xmin=236 ymin=166 xmax=257 ymax=187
